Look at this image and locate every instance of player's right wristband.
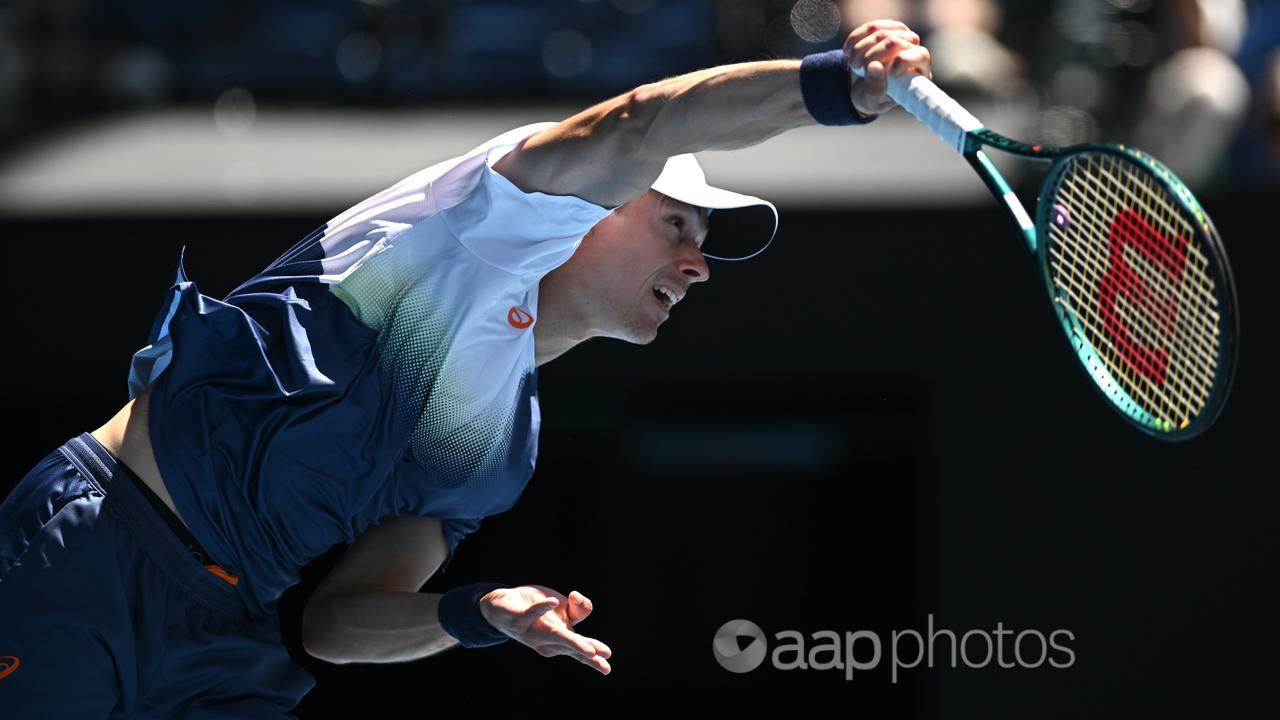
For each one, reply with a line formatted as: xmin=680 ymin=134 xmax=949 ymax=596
xmin=800 ymin=49 xmax=877 ymax=126
xmin=438 ymin=582 xmax=510 ymax=648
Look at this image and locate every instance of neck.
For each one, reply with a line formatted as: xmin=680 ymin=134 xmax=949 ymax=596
xmin=534 ymin=270 xmax=595 ymax=366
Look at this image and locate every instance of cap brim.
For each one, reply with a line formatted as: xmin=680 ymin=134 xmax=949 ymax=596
xmin=653 ymin=183 xmax=778 ymax=261
xmin=701 ymin=203 xmax=778 ymax=262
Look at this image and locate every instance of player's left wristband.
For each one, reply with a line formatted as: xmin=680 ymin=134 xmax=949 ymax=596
xmin=800 ymin=49 xmax=878 ymax=126
xmin=438 ymin=582 xmax=510 ymax=648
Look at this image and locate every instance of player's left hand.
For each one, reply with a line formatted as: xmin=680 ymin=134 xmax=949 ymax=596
xmin=842 ymin=19 xmax=933 ymax=117
xmin=478 ymin=584 xmax=613 ymax=675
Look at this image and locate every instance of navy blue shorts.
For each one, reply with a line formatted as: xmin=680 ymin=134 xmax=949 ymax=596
xmin=0 ymin=432 xmax=314 ymax=718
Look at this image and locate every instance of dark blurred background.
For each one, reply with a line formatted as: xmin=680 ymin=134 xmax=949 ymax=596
xmin=2 ymin=1 xmax=1277 ymax=718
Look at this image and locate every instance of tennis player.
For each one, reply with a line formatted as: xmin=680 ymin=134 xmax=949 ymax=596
xmin=0 ymin=20 xmax=931 ymax=717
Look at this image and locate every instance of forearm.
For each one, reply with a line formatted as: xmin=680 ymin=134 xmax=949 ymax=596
xmin=625 ymin=59 xmax=811 ymax=157
xmin=302 ymin=590 xmax=460 ymax=664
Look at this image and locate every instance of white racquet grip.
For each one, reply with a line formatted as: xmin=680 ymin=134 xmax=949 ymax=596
xmin=851 ymin=66 xmax=984 ymax=154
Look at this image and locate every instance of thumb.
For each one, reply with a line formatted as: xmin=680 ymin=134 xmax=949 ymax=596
xmin=567 ymin=591 xmax=593 ymax=624
xmin=524 ymin=598 xmax=559 ymax=617
xmin=863 ymin=60 xmax=887 ymax=98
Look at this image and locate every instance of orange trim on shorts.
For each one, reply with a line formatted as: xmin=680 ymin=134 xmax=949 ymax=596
xmin=204 ymin=564 xmax=240 ymax=586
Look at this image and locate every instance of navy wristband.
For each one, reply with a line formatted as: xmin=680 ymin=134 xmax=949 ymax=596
xmin=800 ymin=49 xmax=877 ymax=126
xmin=438 ymin=582 xmax=510 ymax=648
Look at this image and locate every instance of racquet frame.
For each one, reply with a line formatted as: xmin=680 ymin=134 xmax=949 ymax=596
xmin=852 ymin=67 xmax=1240 ymax=440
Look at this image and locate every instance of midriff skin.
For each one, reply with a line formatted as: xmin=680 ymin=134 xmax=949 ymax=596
xmin=90 ymin=386 xmax=191 ymax=531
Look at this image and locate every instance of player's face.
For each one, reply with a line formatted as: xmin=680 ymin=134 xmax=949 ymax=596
xmin=576 ymin=190 xmax=710 ymax=344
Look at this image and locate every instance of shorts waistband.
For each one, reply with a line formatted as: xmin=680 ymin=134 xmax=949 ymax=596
xmin=59 ymin=432 xmax=246 ymax=619
xmin=117 ymin=453 xmax=219 ymax=565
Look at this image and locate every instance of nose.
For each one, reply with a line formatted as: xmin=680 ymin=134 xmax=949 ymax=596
xmin=678 ymin=245 xmax=710 ymax=284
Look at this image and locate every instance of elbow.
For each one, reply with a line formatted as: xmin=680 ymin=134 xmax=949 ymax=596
xmin=604 ymin=84 xmax=668 ymax=161
xmin=624 ymin=82 xmax=660 ymax=122
xmin=301 ymin=598 xmax=350 ymax=665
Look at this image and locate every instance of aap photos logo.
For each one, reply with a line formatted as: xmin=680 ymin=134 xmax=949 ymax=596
xmin=712 ymin=616 xmax=1076 ymax=682
xmin=713 ymin=620 xmax=768 ymax=673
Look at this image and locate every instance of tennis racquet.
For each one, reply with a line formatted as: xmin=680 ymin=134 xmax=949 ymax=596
xmin=851 ymin=65 xmax=1239 ymax=441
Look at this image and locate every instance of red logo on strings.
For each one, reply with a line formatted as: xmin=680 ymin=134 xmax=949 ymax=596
xmin=0 ymin=656 xmax=20 ymax=681
xmin=1097 ymin=208 xmax=1188 ymax=386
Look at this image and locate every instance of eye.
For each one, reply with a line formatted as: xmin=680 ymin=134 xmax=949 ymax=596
xmin=667 ymin=215 xmax=684 ymax=231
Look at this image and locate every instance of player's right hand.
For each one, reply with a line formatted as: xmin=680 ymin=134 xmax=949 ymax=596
xmin=842 ymin=19 xmax=933 ymax=117
xmin=478 ymin=584 xmax=612 ymax=675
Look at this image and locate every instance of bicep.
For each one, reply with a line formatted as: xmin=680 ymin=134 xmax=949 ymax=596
xmin=491 ymin=93 xmax=666 ymax=208
xmin=310 ymin=514 xmax=449 ymax=602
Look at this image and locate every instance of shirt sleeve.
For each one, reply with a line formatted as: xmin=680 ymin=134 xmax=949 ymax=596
xmin=438 ymin=516 xmax=483 ymax=575
xmin=442 ymin=125 xmax=614 ymax=278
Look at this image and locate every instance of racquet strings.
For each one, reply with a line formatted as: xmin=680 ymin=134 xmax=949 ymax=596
xmin=1043 ymin=152 xmax=1223 ymax=431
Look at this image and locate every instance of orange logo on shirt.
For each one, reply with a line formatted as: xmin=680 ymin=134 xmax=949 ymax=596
xmin=204 ymin=564 xmax=240 ymax=586
xmin=508 ymin=307 xmax=534 ymax=329
xmin=0 ymin=656 xmax=20 ymax=680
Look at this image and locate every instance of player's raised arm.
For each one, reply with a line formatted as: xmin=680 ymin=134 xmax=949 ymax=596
xmin=493 ymin=60 xmax=808 ymax=207
xmin=492 ymin=19 xmax=932 ymax=208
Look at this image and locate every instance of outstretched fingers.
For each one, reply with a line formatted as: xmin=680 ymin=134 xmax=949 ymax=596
xmin=548 ymin=623 xmax=612 ymax=659
xmin=509 ymin=587 xmax=612 ymax=674
xmin=540 ymin=626 xmax=613 ymax=674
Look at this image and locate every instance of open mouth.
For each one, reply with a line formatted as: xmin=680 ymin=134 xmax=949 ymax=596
xmin=652 ymin=285 xmax=678 ymax=310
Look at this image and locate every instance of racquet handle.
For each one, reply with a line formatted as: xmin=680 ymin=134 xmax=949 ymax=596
xmin=850 ymin=64 xmax=983 ymax=154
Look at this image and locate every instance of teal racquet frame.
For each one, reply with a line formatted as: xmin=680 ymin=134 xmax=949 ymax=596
xmin=853 ymin=67 xmax=1240 ymax=440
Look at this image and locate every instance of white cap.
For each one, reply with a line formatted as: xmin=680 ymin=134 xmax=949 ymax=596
xmin=650 ymin=153 xmax=779 ymax=261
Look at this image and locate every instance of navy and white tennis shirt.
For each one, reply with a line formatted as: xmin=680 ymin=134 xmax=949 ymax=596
xmin=126 ymin=122 xmax=611 ymax=619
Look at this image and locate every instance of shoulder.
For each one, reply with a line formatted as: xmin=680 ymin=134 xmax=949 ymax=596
xmin=440 ymin=124 xmax=614 ymax=277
